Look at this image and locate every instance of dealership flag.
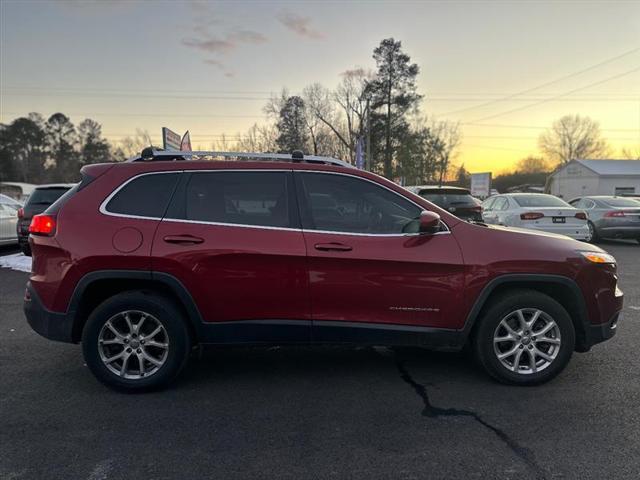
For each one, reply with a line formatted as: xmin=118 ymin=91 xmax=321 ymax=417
xmin=180 ymin=131 xmax=192 ymax=151
xmin=355 ymin=137 xmax=364 ymax=169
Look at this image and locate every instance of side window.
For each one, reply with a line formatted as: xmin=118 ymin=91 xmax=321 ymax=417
xmin=299 ymin=172 xmax=422 ymax=234
xmin=175 ymin=171 xmax=294 ymax=228
xmin=483 ymin=197 xmax=496 ymax=211
xmin=584 ymin=199 xmax=595 ymax=209
xmin=105 ymin=173 xmax=180 ymax=218
xmin=492 ymin=197 xmax=507 ymax=211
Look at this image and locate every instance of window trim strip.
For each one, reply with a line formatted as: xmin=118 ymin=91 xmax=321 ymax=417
xmin=99 ymin=169 xmax=451 ymax=236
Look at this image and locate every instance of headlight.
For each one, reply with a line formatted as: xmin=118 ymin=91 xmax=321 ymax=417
xmin=579 ymin=251 xmax=616 ymax=265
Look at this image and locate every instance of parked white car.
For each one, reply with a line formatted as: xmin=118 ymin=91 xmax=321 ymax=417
xmin=481 ymin=193 xmax=589 ymax=240
xmin=0 ymin=202 xmax=19 ymax=246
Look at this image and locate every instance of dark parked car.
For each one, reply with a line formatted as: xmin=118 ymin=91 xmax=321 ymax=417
xmin=569 ymin=196 xmax=640 ymax=244
xmin=406 ymin=186 xmax=482 ymax=221
xmin=17 ymin=184 xmax=75 ymax=255
xmin=24 ymin=151 xmax=623 ymax=391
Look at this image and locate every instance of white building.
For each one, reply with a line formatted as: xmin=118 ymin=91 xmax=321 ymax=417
xmin=546 ymin=159 xmax=640 ymax=200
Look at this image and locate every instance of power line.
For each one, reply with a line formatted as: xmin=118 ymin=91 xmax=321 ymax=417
xmin=460 ymin=122 xmax=638 ymax=132
xmin=471 ymin=66 xmax=640 ymax=123
xmin=1 ymin=92 xmax=271 ymax=101
xmin=438 ymin=46 xmax=640 ymax=117
xmin=0 ymin=111 xmax=266 ymax=119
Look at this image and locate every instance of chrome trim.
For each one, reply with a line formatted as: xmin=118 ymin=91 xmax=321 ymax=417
xmin=99 ymin=169 xmax=451 ymax=237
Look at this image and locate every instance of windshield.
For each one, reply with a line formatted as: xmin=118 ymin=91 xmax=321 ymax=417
xmin=603 ymin=198 xmax=640 ymax=208
xmin=26 ymin=188 xmax=71 ymax=206
xmin=513 ymin=195 xmax=571 ymax=208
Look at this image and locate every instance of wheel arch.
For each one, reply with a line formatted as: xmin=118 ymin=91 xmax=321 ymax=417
xmin=68 ymin=270 xmax=203 ymax=343
xmin=463 ymin=274 xmax=591 ymax=352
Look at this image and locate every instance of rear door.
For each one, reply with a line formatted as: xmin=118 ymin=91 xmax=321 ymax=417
xmin=152 ymin=169 xmax=310 ymax=342
xmin=295 ymin=171 xmax=465 ymax=337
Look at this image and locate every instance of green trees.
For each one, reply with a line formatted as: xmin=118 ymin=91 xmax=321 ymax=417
xmin=275 ymin=96 xmax=309 ymax=153
xmin=0 ymin=113 xmax=114 ymax=183
xmin=367 ymin=38 xmax=422 ymax=179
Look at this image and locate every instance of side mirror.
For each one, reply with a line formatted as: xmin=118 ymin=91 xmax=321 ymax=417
xmin=419 ymin=210 xmax=441 ymax=234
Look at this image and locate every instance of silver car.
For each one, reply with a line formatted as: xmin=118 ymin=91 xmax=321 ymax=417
xmin=0 ymin=202 xmax=19 ymax=246
xmin=569 ymin=196 xmax=640 ymax=244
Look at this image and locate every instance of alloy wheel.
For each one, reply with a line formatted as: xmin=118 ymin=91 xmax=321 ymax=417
xmin=97 ymin=310 xmax=169 ymax=380
xmin=493 ymin=308 xmax=561 ymax=375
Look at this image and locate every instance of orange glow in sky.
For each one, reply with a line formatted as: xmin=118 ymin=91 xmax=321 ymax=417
xmin=1 ymin=0 xmax=638 ymax=174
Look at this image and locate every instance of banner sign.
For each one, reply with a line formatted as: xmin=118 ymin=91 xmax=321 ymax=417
xmin=162 ymin=127 xmax=182 ymax=151
xmin=470 ymin=172 xmax=492 ymax=199
xmin=180 ymin=131 xmax=192 ymax=151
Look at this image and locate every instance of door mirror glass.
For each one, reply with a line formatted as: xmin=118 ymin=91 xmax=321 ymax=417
xmin=419 ymin=210 xmax=441 ymax=234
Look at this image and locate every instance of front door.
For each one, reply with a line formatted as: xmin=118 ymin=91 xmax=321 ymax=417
xmin=295 ymin=171 xmax=465 ymax=339
xmin=152 ymin=169 xmax=310 ymax=342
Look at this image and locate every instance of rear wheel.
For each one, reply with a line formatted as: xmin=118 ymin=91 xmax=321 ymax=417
xmin=586 ymin=221 xmax=599 ymax=243
xmin=82 ymin=291 xmax=191 ymax=392
xmin=473 ymin=290 xmax=575 ymax=385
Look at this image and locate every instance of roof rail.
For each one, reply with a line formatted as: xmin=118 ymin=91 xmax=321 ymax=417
xmin=129 ymin=149 xmax=354 ymax=169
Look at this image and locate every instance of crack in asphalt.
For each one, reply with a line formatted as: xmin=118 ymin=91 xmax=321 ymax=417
xmin=393 ymin=353 xmax=548 ymax=480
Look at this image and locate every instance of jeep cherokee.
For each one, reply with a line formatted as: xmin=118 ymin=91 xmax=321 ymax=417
xmin=23 ymin=150 xmax=623 ymax=391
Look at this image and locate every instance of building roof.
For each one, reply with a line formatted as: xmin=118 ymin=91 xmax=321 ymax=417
xmin=574 ymin=159 xmax=640 ymax=176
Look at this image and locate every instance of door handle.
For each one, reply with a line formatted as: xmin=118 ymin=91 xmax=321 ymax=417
xmin=314 ymin=242 xmax=352 ymax=252
xmin=163 ymin=234 xmax=204 ymax=245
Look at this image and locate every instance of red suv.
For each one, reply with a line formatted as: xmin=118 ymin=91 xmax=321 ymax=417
xmin=24 ymin=150 xmax=623 ymax=391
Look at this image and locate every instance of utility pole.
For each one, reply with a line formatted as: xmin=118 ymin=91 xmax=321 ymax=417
xmin=365 ymin=97 xmax=371 ymax=171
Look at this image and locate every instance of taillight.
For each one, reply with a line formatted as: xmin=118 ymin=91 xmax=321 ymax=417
xmin=520 ymin=212 xmax=544 ymax=220
xmin=575 ymin=212 xmax=587 ymax=220
xmin=604 ymin=211 xmax=625 ymax=218
xmin=17 ymin=207 xmax=24 ymax=218
xmin=29 ymin=214 xmax=57 ymax=236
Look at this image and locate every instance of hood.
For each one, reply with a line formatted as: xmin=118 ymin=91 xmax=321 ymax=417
xmin=477 ymin=222 xmax=606 ymax=253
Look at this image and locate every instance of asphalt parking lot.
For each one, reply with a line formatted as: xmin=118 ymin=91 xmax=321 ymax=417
xmin=1 ymin=241 xmax=639 ymax=480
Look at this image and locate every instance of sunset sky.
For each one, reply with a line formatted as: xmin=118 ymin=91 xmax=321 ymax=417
xmin=1 ymin=0 xmax=639 ymax=173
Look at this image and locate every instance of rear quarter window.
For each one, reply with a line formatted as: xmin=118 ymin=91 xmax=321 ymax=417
xmin=105 ymin=173 xmax=180 ymax=218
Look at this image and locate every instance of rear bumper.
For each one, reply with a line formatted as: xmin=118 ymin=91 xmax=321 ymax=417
xmin=598 ymin=226 xmax=640 ymax=239
xmin=525 ymin=224 xmax=590 ymax=240
xmin=23 ymin=281 xmax=76 ymax=343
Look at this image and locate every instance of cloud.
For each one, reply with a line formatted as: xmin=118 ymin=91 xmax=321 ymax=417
xmin=229 ymin=29 xmax=268 ymax=44
xmin=182 ymin=37 xmax=235 ymax=54
xmin=277 ymin=12 xmax=325 ymax=40
xmin=182 ymin=2 xmax=269 ymax=74
xmin=204 ymin=59 xmax=224 ymax=68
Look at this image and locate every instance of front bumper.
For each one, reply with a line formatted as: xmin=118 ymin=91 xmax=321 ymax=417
xmin=24 ymin=282 xmax=76 ymax=343
xmin=585 ymin=311 xmax=620 ymax=349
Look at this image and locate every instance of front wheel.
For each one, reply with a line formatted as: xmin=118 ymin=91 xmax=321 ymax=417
xmin=473 ymin=290 xmax=575 ymax=385
xmin=82 ymin=291 xmax=191 ymax=392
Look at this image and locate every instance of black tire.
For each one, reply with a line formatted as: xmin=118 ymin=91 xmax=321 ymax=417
xmin=82 ymin=291 xmax=191 ymax=392
xmin=473 ymin=289 xmax=575 ymax=386
xmin=586 ymin=221 xmax=599 ymax=243
xmin=20 ymin=244 xmax=31 ymax=256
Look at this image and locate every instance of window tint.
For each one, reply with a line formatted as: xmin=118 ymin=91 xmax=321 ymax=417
xmin=603 ymin=197 xmax=640 ymax=208
xmin=27 ymin=187 xmax=71 ymax=206
xmin=106 ymin=173 xmax=180 ymax=218
xmin=300 ymin=173 xmax=422 ymax=234
xmin=419 ymin=192 xmax=476 ymax=207
xmin=513 ymin=195 xmax=570 ymax=208
xmin=179 ymin=171 xmax=293 ymax=228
